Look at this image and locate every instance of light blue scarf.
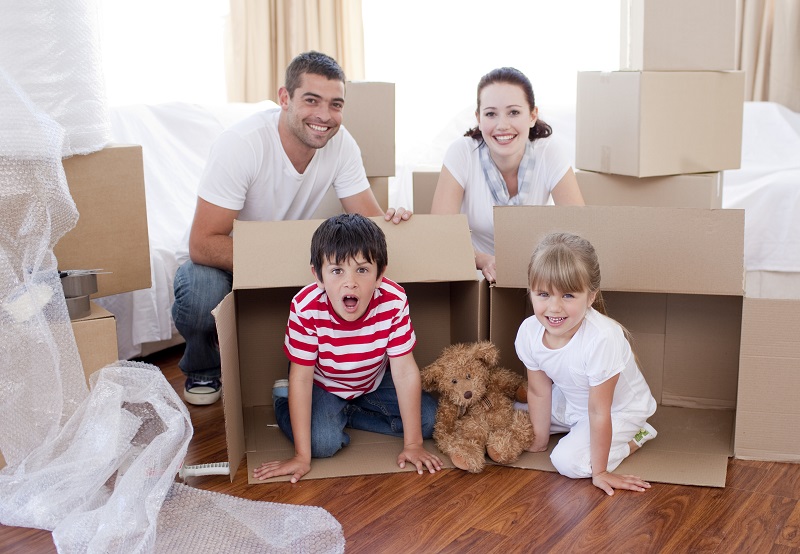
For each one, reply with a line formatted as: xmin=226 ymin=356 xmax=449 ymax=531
xmin=479 ymin=139 xmax=536 ymax=206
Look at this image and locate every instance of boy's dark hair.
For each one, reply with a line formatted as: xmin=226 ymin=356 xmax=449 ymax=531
xmin=285 ymin=51 xmax=346 ymax=97
xmin=310 ymin=214 xmax=388 ymax=277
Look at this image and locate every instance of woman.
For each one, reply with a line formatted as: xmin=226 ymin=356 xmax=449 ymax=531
xmin=431 ymin=67 xmax=584 ymax=282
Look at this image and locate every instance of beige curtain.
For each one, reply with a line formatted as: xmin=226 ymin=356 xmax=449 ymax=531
xmin=226 ymin=0 xmax=365 ymax=103
xmin=737 ymin=0 xmax=800 ymax=111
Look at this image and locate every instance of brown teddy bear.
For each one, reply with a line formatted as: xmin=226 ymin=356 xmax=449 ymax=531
xmin=420 ymin=341 xmax=534 ymax=473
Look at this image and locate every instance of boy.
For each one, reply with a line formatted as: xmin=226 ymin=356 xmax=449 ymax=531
xmin=253 ymin=214 xmax=442 ymax=483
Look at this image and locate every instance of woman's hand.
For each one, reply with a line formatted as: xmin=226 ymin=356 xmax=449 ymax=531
xmin=475 ymin=251 xmax=496 ymax=283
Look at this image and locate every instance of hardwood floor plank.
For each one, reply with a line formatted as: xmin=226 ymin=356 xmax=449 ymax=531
xmin=716 ymin=493 xmax=797 ymax=552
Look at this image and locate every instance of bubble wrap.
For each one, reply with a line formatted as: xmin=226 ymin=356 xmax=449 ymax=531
xmin=0 ymin=68 xmax=86 ymax=467
xmin=0 ymin=57 xmax=344 ymax=554
xmin=0 ymin=0 xmax=110 ymax=156
xmin=155 ymin=484 xmax=345 ymax=554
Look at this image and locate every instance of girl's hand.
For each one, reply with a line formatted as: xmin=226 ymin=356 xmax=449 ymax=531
xmin=524 ymin=439 xmax=549 ymax=453
xmin=592 ymin=470 xmax=651 ymax=496
xmin=398 ymin=443 xmax=442 ymax=474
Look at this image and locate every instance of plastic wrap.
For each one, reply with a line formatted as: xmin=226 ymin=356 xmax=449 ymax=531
xmin=0 ymin=0 xmax=111 ymax=156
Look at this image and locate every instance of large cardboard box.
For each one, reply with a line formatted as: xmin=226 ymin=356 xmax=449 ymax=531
xmin=620 ymin=0 xmax=737 ymax=71
xmin=576 ymin=71 xmax=745 ymax=177
xmin=490 ymin=205 xmax=800 ymax=487
xmin=56 ymin=145 xmax=151 ymax=297
xmin=72 ymin=301 xmax=119 ymax=384
xmin=215 ymin=215 xmax=489 ymax=482
xmin=344 ymin=82 xmax=395 ymax=178
xmin=412 ymin=171 xmax=439 ymax=215
xmin=576 ymin=170 xmax=723 ymax=209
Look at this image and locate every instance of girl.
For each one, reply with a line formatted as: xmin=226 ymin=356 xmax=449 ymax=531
xmin=431 ymin=67 xmax=584 ymax=283
xmin=515 ymin=232 xmax=657 ymax=495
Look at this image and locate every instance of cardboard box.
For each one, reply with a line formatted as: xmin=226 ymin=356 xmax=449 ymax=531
xmin=490 ymin=205 xmax=800 ymax=487
xmin=56 ymin=145 xmax=151 ymax=297
xmin=576 ymin=170 xmax=723 ymax=209
xmin=215 ymin=215 xmax=489 ymax=482
xmin=311 ymin=177 xmax=390 ymax=218
xmin=576 ymin=71 xmax=745 ymax=177
xmin=71 ymin=301 xmax=119 ymax=384
xmin=412 ymin=171 xmax=439 ymax=215
xmin=620 ymin=0 xmax=737 ymax=71
xmin=344 ymin=82 xmax=395 ymax=178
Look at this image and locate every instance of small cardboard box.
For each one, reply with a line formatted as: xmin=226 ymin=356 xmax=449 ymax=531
xmin=490 ymin=205 xmax=800 ymax=487
xmin=215 ymin=215 xmax=489 ymax=482
xmin=344 ymin=82 xmax=395 ymax=178
xmin=71 ymin=301 xmax=118 ymax=384
xmin=576 ymin=170 xmax=723 ymax=209
xmin=56 ymin=145 xmax=151 ymax=297
xmin=620 ymin=0 xmax=737 ymax=71
xmin=576 ymin=71 xmax=744 ymax=177
xmin=412 ymin=171 xmax=440 ymax=215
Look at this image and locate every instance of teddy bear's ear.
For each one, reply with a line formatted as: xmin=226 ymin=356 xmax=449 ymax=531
xmin=420 ymin=362 xmax=443 ymax=393
xmin=473 ymin=341 xmax=499 ymax=368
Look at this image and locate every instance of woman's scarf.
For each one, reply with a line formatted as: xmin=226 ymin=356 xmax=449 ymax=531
xmin=479 ymin=139 xmax=536 ymax=206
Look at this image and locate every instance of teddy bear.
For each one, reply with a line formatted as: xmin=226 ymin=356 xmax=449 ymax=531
xmin=420 ymin=341 xmax=534 ymax=473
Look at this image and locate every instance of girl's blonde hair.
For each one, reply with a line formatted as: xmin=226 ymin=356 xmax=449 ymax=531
xmin=527 ymin=232 xmax=607 ymax=314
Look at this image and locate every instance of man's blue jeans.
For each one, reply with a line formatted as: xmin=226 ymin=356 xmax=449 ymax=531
xmin=171 ymin=260 xmax=232 ymax=380
xmin=274 ymin=370 xmax=438 ymax=458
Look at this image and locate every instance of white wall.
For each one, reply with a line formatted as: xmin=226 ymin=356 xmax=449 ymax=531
xmin=99 ymin=0 xmax=229 ymax=106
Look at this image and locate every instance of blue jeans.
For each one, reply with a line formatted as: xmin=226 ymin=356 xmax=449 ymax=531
xmin=274 ymin=370 xmax=438 ymax=458
xmin=171 ymin=260 xmax=232 ymax=380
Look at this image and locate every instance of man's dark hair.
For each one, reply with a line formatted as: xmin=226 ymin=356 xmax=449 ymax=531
xmin=310 ymin=214 xmax=388 ymax=277
xmin=285 ymin=51 xmax=346 ymax=97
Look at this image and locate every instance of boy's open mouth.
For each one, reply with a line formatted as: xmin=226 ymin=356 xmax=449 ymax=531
xmin=343 ymin=295 xmax=358 ymax=311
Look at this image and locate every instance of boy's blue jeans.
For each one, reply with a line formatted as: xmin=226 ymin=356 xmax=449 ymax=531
xmin=171 ymin=260 xmax=232 ymax=381
xmin=274 ymin=370 xmax=438 ymax=458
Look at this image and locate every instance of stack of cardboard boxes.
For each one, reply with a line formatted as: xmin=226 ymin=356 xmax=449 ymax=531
xmin=311 ymin=81 xmax=396 ymax=218
xmin=57 ymin=144 xmax=151 ymax=384
xmin=575 ymin=0 xmax=743 ymax=207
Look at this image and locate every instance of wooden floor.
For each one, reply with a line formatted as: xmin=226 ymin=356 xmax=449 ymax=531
xmin=3 ymin=345 xmax=800 ymax=553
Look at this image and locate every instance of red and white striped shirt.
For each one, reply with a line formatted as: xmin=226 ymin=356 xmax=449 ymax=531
xmin=283 ymin=277 xmax=416 ymax=400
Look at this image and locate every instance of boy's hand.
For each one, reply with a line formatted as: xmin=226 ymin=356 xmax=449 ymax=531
xmin=398 ymin=443 xmax=442 ymax=474
xmin=252 ymin=455 xmax=311 ymax=484
xmin=592 ymin=470 xmax=651 ymax=496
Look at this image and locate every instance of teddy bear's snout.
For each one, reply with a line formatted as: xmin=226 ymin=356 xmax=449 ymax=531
xmin=463 ymin=391 xmax=472 ymax=400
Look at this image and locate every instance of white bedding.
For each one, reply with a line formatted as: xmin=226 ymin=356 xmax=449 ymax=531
xmin=97 ymin=101 xmax=800 ymax=360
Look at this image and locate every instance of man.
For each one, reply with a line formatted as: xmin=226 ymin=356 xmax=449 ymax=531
xmin=172 ymin=51 xmax=409 ymax=405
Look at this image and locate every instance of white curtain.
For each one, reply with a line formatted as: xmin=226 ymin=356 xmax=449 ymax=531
xmin=226 ymin=0 xmax=365 ymax=102
xmin=737 ymin=0 xmax=800 ymax=111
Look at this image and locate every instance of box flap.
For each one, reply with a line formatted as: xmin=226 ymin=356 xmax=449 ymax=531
xmin=213 ymin=292 xmax=245 ymax=481
xmin=494 ymin=206 xmax=744 ymax=295
xmin=503 ymin=406 xmax=732 ymax=487
xmin=233 ymin=214 xmax=476 ymax=290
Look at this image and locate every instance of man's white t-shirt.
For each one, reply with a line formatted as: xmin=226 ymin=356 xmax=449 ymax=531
xmin=176 ymin=108 xmax=369 ymax=264
xmin=442 ymin=136 xmax=571 ymax=256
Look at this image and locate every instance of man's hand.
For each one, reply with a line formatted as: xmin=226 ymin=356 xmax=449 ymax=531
xmin=384 ymin=207 xmax=412 ymax=224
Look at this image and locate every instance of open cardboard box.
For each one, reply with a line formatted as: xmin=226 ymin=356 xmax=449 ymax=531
xmin=214 ymin=215 xmax=490 ymax=483
xmin=490 ymin=206 xmax=800 ymax=487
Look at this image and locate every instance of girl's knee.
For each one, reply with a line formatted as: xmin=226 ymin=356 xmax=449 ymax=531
xmin=550 ymin=444 xmax=591 ymax=479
